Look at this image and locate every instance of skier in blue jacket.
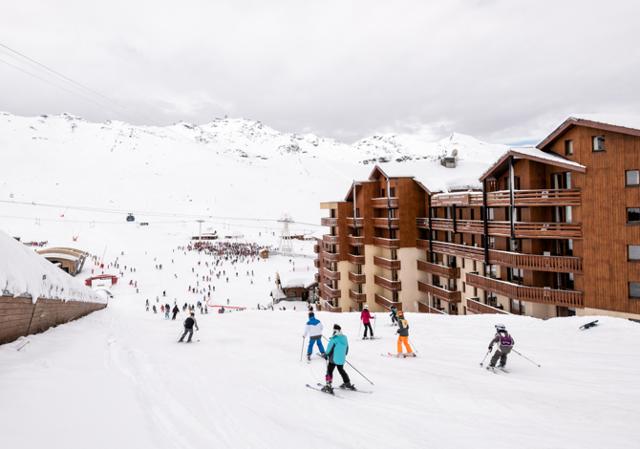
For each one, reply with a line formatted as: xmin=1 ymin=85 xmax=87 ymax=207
xmin=303 ymin=312 xmax=326 ymax=361
xmin=322 ymin=324 xmax=354 ymax=394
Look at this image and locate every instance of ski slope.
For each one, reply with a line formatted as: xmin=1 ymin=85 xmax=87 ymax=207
xmin=0 ymin=231 xmax=639 ymax=449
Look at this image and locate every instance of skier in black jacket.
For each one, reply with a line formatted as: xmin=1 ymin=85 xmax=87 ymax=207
xmin=178 ymin=311 xmax=199 ymax=342
xmin=172 ymin=304 xmax=180 ymax=320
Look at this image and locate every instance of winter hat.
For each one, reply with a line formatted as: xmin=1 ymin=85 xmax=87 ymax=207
xmin=397 ymin=310 xmax=404 ymax=316
xmin=364 ymin=304 xmax=369 ymax=309
xmin=495 ymin=324 xmax=506 ymax=331
xmin=308 ymin=312 xmax=315 ymax=318
xmin=333 ymin=324 xmax=342 ymax=331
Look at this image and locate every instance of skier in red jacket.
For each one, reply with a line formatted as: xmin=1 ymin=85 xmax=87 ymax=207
xmin=360 ymin=305 xmax=375 ymax=340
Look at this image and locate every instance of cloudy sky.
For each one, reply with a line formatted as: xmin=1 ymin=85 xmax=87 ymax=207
xmin=0 ymin=0 xmax=638 ymax=143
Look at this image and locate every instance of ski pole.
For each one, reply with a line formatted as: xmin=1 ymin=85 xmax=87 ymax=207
xmin=479 ymin=349 xmax=491 ymax=367
xmin=344 ymin=359 xmax=375 ymax=385
xmin=300 ymin=336 xmax=306 ymax=362
xmin=512 ymin=349 xmax=541 ymax=367
xmin=373 ymin=313 xmax=377 ymax=333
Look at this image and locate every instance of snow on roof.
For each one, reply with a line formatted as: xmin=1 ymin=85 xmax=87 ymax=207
xmin=39 ymin=252 xmax=81 ymax=262
xmin=569 ymin=114 xmax=640 ymax=132
xmin=480 ymin=146 xmax=586 ymax=181
xmin=0 ymin=230 xmax=105 ymax=304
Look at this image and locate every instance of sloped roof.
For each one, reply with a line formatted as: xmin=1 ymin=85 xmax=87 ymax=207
xmin=537 ymin=115 xmax=640 ymax=150
xmin=479 ymin=147 xmax=586 ymax=181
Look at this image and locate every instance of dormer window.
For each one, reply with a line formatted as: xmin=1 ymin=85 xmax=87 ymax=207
xmin=592 ymin=135 xmax=605 ymax=152
xmin=564 ymin=139 xmax=573 ymax=156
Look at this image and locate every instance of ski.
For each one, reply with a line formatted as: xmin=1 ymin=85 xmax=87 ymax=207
xmin=381 ymin=352 xmax=417 ymax=358
xmin=324 ymin=383 xmax=373 ymax=394
xmin=16 ymin=340 xmax=30 ymax=351
xmin=305 ymin=383 xmax=342 ymax=398
xmin=579 ymin=320 xmax=599 ymax=330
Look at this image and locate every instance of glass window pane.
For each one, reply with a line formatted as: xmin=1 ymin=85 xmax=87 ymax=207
xmin=629 ymin=245 xmax=640 ymax=260
xmin=630 ymin=282 xmax=640 ymax=298
xmin=628 ymin=208 xmax=640 ymax=223
xmin=627 ymin=170 xmax=640 ymax=186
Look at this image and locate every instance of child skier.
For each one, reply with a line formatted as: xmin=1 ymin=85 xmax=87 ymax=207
xmin=178 ymin=311 xmax=199 ymax=343
xmin=389 ymin=305 xmax=398 ymax=326
xmin=303 ymin=312 xmax=326 ymax=361
xmin=322 ymin=324 xmax=354 ymax=394
xmin=396 ymin=310 xmax=415 ymax=357
xmin=487 ymin=324 xmax=514 ymax=369
xmin=360 ymin=305 xmax=375 ymax=339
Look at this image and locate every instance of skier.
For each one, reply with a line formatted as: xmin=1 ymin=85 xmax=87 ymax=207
xmin=164 ymin=303 xmax=170 ymax=319
xmin=360 ymin=305 xmax=375 ymax=339
xmin=487 ymin=324 xmax=514 ymax=369
xmin=390 ymin=305 xmax=398 ymax=326
xmin=303 ymin=312 xmax=326 ymax=361
xmin=178 ymin=311 xmax=199 ymax=343
xmin=396 ymin=310 xmax=415 ymax=357
xmin=171 ymin=304 xmax=179 ymax=320
xmin=322 ymin=324 xmax=354 ymax=393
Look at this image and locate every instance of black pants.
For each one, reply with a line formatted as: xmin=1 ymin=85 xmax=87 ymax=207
xmin=326 ymin=363 xmax=350 ymax=385
xmin=179 ymin=328 xmax=194 ymax=342
xmin=490 ymin=349 xmax=510 ymax=367
xmin=363 ymin=323 xmax=373 ymax=338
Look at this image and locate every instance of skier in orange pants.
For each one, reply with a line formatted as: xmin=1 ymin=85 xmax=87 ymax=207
xmin=396 ymin=310 xmax=415 ymax=357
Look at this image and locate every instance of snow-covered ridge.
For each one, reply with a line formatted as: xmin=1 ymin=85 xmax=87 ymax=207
xmin=0 ymin=230 xmax=104 ymax=303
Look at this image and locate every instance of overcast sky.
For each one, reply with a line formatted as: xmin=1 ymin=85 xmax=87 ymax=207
xmin=0 ymin=0 xmax=638 ymax=144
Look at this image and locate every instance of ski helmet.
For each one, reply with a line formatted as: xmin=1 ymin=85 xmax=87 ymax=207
xmin=333 ymin=324 xmax=342 ymax=331
xmin=364 ymin=304 xmax=369 ymax=309
xmin=495 ymin=324 xmax=506 ymax=331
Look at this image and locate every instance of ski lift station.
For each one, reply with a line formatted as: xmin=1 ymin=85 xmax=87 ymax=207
xmin=36 ymin=247 xmax=88 ymax=276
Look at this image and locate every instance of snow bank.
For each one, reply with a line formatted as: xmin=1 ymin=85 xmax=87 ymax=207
xmin=0 ymin=230 xmax=105 ymax=304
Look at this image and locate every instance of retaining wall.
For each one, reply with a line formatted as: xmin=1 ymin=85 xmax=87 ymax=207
xmin=0 ymin=295 xmax=107 ymax=344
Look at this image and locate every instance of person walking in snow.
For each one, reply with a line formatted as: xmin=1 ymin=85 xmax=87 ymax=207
xmin=360 ymin=305 xmax=375 ymax=339
xmin=171 ymin=304 xmax=179 ymax=320
xmin=396 ymin=310 xmax=415 ymax=357
xmin=178 ymin=311 xmax=199 ymax=343
xmin=487 ymin=324 xmax=514 ymax=369
xmin=164 ymin=303 xmax=170 ymax=319
xmin=390 ymin=305 xmax=398 ymax=326
xmin=322 ymin=324 xmax=354 ymax=394
xmin=303 ymin=312 xmax=326 ymax=361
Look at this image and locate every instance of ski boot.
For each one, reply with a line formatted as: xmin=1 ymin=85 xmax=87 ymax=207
xmin=321 ymin=383 xmax=334 ymax=395
xmin=339 ymin=382 xmax=356 ymax=391
xmin=307 ymin=354 xmax=311 ymax=362
xmin=320 ymin=353 xmax=327 ymax=360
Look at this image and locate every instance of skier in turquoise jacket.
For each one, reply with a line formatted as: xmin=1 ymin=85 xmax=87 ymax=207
xmin=322 ymin=324 xmax=354 ymax=394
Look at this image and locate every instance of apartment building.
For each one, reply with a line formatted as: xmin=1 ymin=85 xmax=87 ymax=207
xmin=317 ymin=116 xmax=640 ymax=320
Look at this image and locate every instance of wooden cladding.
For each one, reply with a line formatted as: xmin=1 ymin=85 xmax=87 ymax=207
xmin=321 ymin=267 xmax=340 ymax=281
xmin=349 ymin=289 xmax=367 ymax=303
xmin=374 ymin=293 xmax=402 ymax=310
xmin=346 ymin=217 xmax=364 ymax=228
xmin=419 ymin=218 xmax=582 ymax=239
xmin=374 ymin=275 xmax=402 ymax=291
xmin=430 ymin=189 xmax=581 ymax=208
xmin=348 ymin=235 xmax=364 ymax=246
xmin=348 ymin=271 xmax=366 ymax=284
xmin=374 ymin=256 xmax=401 ymax=270
xmin=0 ymin=296 xmax=106 ymax=345
xmin=320 ymin=250 xmax=340 ymax=262
xmin=348 ymin=253 xmax=365 ymax=265
xmin=466 ymin=298 xmax=510 ymax=315
xmin=488 ymin=249 xmax=582 ymax=273
xmin=321 ymin=217 xmax=339 ymax=227
xmin=319 ymin=284 xmax=341 ymax=300
xmin=465 ymin=273 xmax=584 ymax=307
xmin=417 ymin=259 xmax=460 ymax=278
xmin=320 ymin=299 xmax=341 ymax=312
xmin=417 ymin=281 xmax=462 ymax=303
xmin=430 ymin=192 xmax=483 ymax=207
xmin=371 ymin=197 xmax=399 ymax=208
xmin=372 ymin=217 xmax=399 ymax=229
xmin=322 ymin=234 xmax=340 ymax=244
xmin=373 ymin=237 xmax=400 ymax=249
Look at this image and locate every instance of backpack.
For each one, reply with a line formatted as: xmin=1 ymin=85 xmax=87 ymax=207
xmin=499 ymin=333 xmax=514 ymax=347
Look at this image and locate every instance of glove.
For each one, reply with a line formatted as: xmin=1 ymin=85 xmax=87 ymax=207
xmin=488 ymin=346 xmax=493 ymax=351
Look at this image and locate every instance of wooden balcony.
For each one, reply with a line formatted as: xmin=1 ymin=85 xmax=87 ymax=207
xmin=322 ymin=234 xmax=339 ymax=244
xmin=348 ymin=271 xmax=366 ymax=284
xmin=374 ymin=275 xmax=402 ymax=291
xmin=321 ymin=267 xmax=341 ymax=281
xmin=465 ymin=273 xmax=584 ymax=307
xmin=416 ymin=218 xmax=430 ymax=229
xmin=417 ymin=260 xmax=460 ymax=278
xmin=373 ymin=237 xmax=400 ymax=249
xmin=346 ymin=217 xmax=364 ymax=228
xmin=319 ymin=284 xmax=341 ymax=300
xmin=321 ymin=217 xmax=339 ymax=227
xmin=349 ymin=289 xmax=367 ymax=303
xmin=348 ymin=253 xmax=365 ymax=265
xmin=486 ymin=189 xmax=581 ymax=207
xmin=431 ymin=241 xmax=485 ymax=261
xmin=417 ymin=300 xmax=446 ymax=314
xmin=465 ymin=297 xmax=510 ymax=315
xmin=314 ymin=272 xmax=319 ymax=283
xmin=348 ymin=235 xmax=364 ymax=246
xmin=430 ymin=192 xmax=483 ymax=207
xmin=429 ymin=218 xmax=455 ymax=232
xmin=373 ymin=217 xmax=399 ymax=229
xmin=416 ymin=238 xmax=430 ymax=249
xmin=456 ymin=219 xmax=485 ymax=234
xmin=375 ymin=293 xmax=402 ymax=310
xmin=313 ymin=243 xmax=320 ymax=253
xmin=320 ymin=250 xmax=339 ymax=263
xmin=372 ymin=197 xmax=399 ymax=208
xmin=488 ymin=249 xmax=582 ymax=273
xmin=320 ymin=299 xmax=341 ymax=312
xmin=314 ymin=258 xmax=320 ymax=268
xmin=417 ymin=281 xmax=462 ymax=303
xmin=374 ymin=256 xmax=401 ymax=270
xmin=488 ymin=221 xmax=582 ymax=239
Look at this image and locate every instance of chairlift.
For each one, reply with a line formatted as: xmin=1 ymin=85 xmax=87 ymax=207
xmin=126 ymin=213 xmax=135 ymax=222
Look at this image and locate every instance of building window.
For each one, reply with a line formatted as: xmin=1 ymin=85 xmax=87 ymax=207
xmin=626 ymin=170 xmax=640 ymax=187
xmin=627 ymin=208 xmax=640 ymax=224
xmin=629 ymin=245 xmax=640 ymax=261
xmin=592 ymin=135 xmax=605 ymax=152
xmin=564 ymin=139 xmax=573 ymax=156
xmin=389 ymin=187 xmax=396 ymax=197
xmin=629 ymin=282 xmax=640 ymax=298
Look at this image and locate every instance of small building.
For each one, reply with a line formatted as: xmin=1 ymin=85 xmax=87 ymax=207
xmin=191 ymin=232 xmax=218 ymax=241
xmin=37 ymin=247 xmax=88 ymax=276
xmin=273 ymin=273 xmax=317 ymax=302
xmin=85 ymin=274 xmax=118 ymax=288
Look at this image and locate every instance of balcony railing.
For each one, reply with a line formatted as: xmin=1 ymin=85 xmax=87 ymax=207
xmin=430 ymin=192 xmax=483 ymax=208
xmin=319 ymin=284 xmax=341 ymax=300
xmin=313 ymin=244 xmax=319 ymax=253
xmin=465 ymin=273 xmax=583 ymax=307
xmin=374 ymin=256 xmax=401 ymax=270
xmin=374 ymin=275 xmax=402 ymax=291
xmin=374 ymin=293 xmax=402 ymax=310
xmin=417 ymin=260 xmax=460 ymax=278
xmin=417 ymin=300 xmax=447 ymax=314
xmin=430 ymin=241 xmax=485 ymax=261
xmin=314 ymin=273 xmax=319 ymax=283
xmin=346 ymin=217 xmax=364 ymax=228
xmin=465 ymin=297 xmax=510 ymax=315
xmin=420 ymin=219 xmax=582 ymax=239
xmin=348 ymin=253 xmax=365 ymax=265
xmin=373 ymin=237 xmax=400 ymax=249
xmin=314 ymin=258 xmax=320 ymax=268
xmin=486 ymin=189 xmax=581 ymax=207
xmin=348 ymin=271 xmax=366 ymax=284
xmin=321 ymin=267 xmax=340 ymax=281
xmin=320 ymin=299 xmax=341 ymax=312
xmin=372 ymin=197 xmax=399 ymax=208
xmin=373 ymin=217 xmax=399 ymax=229
xmin=320 ymin=250 xmax=339 ymax=262
xmin=348 ymin=235 xmax=364 ymax=246
xmin=349 ymin=289 xmax=367 ymax=303
xmin=417 ymin=281 xmax=461 ymax=303
xmin=488 ymin=249 xmax=582 ymax=273
xmin=322 ymin=234 xmax=340 ymax=244
xmin=321 ymin=217 xmax=339 ymax=227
